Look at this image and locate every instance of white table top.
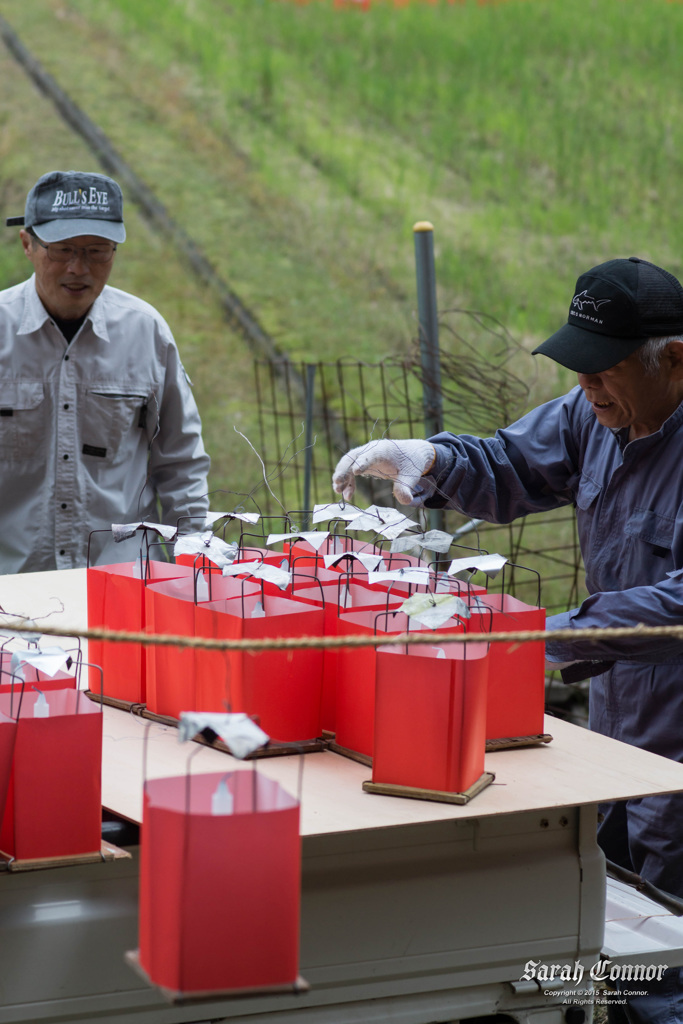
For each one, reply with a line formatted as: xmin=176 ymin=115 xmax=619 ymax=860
xmin=0 ymin=567 xmax=89 ymax=661
xmin=100 ymin=706 xmax=683 ymax=832
xmin=3 ymin=568 xmax=683 ymax=835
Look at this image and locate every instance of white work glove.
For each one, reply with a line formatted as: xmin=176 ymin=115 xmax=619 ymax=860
xmin=332 ymin=439 xmax=437 ymax=505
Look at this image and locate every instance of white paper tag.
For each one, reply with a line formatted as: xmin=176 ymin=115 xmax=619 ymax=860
xmin=204 ymin=511 xmax=260 ymax=528
xmin=222 ymin=560 xmax=291 ymax=589
xmin=112 ymin=521 xmax=177 ymax=542
xmin=341 ymin=505 xmax=415 ymax=539
xmin=267 ymin=531 xmax=329 ymax=552
xmin=312 ymin=502 xmax=364 ymax=524
xmin=179 ymin=711 xmax=269 ymax=759
xmin=447 ymin=553 xmax=508 ymax=579
xmin=399 ymin=592 xmax=470 ymax=629
xmin=390 ymin=529 xmax=453 ymax=555
xmin=368 ymin=566 xmax=433 ymax=586
xmin=10 ymin=646 xmax=71 ymax=679
xmin=174 ymin=532 xmax=239 ymax=569
xmin=323 ymin=551 xmax=384 ymax=573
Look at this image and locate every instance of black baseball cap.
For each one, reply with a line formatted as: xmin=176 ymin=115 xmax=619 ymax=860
xmin=6 ymin=170 xmax=126 ymax=243
xmin=532 ymin=257 xmax=683 ymax=373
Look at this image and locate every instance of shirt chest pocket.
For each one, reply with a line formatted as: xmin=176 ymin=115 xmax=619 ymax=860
xmin=575 ymin=473 xmax=602 ymax=512
xmin=625 ymin=507 xmax=675 ymax=556
xmin=0 ymin=382 xmax=46 ymax=463
xmin=81 ymin=386 xmax=153 ymax=461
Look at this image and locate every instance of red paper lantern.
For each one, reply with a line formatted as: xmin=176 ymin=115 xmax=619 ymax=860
xmin=144 ymin=578 xmax=324 ymax=741
xmin=138 ymin=770 xmax=301 ymax=994
xmin=87 ymin=560 xmax=195 ymax=703
xmin=0 ymin=689 xmax=102 ymax=860
xmin=0 ymin=709 xmax=17 ymax=829
xmin=293 ymin=578 xmax=402 ymax=734
xmin=466 ymin=593 xmax=546 ymax=741
xmin=373 ymin=641 xmax=489 ymax=793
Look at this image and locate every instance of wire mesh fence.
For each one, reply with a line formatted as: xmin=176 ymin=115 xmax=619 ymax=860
xmin=252 ymin=311 xmax=587 ymax=619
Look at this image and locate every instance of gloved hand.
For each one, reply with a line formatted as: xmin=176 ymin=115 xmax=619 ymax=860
xmin=332 ymin=439 xmax=436 ymax=505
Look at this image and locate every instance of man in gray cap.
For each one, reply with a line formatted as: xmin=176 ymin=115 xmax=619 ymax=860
xmin=1 ymin=169 xmax=210 ymax=572
xmin=334 ymin=256 xmax=683 ymax=1024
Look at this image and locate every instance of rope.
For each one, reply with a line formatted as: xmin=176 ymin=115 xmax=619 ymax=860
xmin=1 ymin=617 xmax=683 ymax=652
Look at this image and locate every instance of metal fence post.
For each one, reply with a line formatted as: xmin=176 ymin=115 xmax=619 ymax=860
xmin=302 ymin=363 xmax=316 ymax=531
xmin=413 ymin=221 xmax=444 ymax=536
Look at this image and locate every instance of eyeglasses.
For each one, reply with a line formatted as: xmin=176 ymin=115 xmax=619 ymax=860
xmin=32 ymin=237 xmax=117 ymax=265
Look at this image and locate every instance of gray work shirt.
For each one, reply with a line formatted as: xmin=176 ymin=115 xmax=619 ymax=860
xmin=0 ymin=276 xmax=210 ymax=573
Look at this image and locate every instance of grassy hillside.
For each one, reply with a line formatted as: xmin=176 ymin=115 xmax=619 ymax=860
xmin=23 ymin=0 xmax=683 ymax=353
xmin=1 ymin=0 xmax=682 ymax=543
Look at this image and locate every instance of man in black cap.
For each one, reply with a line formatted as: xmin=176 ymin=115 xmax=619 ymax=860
xmin=334 ymin=256 xmax=683 ymax=1024
xmin=1 ymin=170 xmax=210 ymax=572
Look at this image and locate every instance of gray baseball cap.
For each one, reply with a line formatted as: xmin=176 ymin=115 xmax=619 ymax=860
xmin=6 ymin=170 xmax=126 ymax=243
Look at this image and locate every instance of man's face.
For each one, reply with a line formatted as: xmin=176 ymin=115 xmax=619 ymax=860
xmin=20 ymin=231 xmax=115 ymax=321
xmin=577 ymin=347 xmax=681 ymax=440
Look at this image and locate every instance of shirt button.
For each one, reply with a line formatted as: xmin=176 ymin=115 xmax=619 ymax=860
xmin=61 ymin=503 xmax=67 ymax=509
xmin=59 ymin=549 xmax=65 ymax=556
xmin=63 ymin=454 xmax=69 ymax=460
xmin=63 ymin=403 xmax=69 ymax=410
xmin=64 ymin=355 xmax=70 ymax=361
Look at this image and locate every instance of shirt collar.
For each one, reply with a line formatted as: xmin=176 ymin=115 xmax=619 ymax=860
xmin=87 ymin=290 xmax=111 ymax=343
xmin=17 ymin=276 xmax=51 ymax=335
xmin=17 ymin=276 xmax=111 ymax=344
xmin=611 ymin=427 xmax=629 ymax=452
xmin=656 ymin=396 xmax=683 ymax=437
xmin=619 ymin=396 xmax=683 ymax=451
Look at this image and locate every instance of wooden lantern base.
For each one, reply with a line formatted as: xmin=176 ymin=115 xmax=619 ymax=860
xmin=362 ymin=770 xmax=495 ymax=806
xmin=124 ymin=950 xmax=309 ymax=1005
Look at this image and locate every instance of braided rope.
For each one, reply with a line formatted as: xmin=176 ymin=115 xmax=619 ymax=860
xmin=1 ymin=617 xmax=682 ymax=652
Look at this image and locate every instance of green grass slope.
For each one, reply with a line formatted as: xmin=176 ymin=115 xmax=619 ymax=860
xmin=2 ymin=0 xmax=683 ymax=514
